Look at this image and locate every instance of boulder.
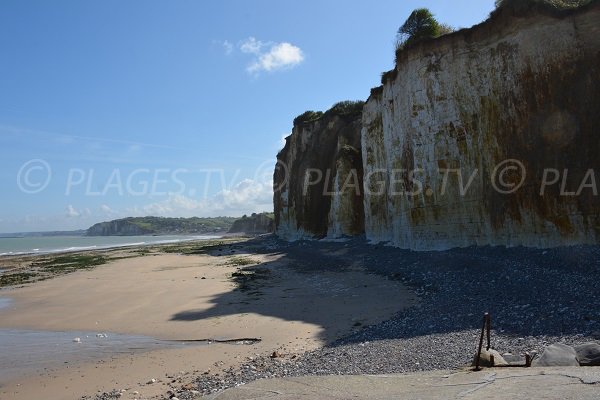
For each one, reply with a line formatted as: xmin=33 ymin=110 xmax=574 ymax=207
xmin=574 ymin=342 xmax=600 ymax=366
xmin=533 ymin=343 xmax=579 ymax=367
xmin=501 ymin=353 xmax=524 ymax=364
xmin=472 ymin=348 xmax=509 ymax=367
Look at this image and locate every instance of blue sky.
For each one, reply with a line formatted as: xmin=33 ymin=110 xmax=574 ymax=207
xmin=0 ymin=0 xmax=495 ymax=233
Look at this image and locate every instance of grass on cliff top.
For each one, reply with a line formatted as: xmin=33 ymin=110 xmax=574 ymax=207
xmin=293 ymin=101 xmax=365 ymax=126
xmin=239 ymin=212 xmax=275 ymax=219
xmin=293 ymin=110 xmax=324 ymax=126
xmin=493 ymin=0 xmax=593 ymax=13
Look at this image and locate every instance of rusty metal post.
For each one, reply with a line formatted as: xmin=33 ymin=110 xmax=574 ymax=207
xmin=486 ymin=313 xmax=491 ymax=351
xmin=474 ymin=312 xmax=489 ymax=371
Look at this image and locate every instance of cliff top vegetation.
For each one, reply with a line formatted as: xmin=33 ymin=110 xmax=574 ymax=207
xmin=293 ymin=101 xmax=365 ymax=126
xmin=374 ymin=0 xmax=595 ymax=93
xmin=493 ymin=0 xmax=593 ymax=14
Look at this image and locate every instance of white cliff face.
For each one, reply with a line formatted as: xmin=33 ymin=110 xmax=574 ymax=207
xmin=274 ymin=125 xmax=305 ymax=241
xmin=274 ymin=5 xmax=600 ymax=250
xmin=274 ymin=114 xmax=364 ymax=240
xmin=327 ymin=143 xmax=364 ymax=238
xmin=361 ymin=5 xmax=600 ymax=249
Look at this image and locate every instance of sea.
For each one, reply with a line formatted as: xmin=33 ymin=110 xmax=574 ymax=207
xmin=0 ymin=327 xmax=201 ymax=385
xmin=0 ymin=235 xmax=222 ymax=257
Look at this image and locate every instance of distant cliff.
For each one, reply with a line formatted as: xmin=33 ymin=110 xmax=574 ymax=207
xmin=274 ymin=1 xmax=600 ymax=249
xmin=228 ymin=213 xmax=275 ymax=234
xmin=87 ymin=217 xmax=236 ymax=236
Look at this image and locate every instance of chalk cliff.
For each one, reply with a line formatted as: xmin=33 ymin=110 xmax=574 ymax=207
xmin=275 ymin=2 xmax=600 ymax=249
xmin=363 ymin=2 xmax=600 ymax=249
xmin=274 ymin=104 xmax=364 ymax=239
xmin=228 ymin=213 xmax=275 ymax=234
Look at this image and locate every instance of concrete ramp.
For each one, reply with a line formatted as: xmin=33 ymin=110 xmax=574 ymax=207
xmin=208 ymin=367 xmax=600 ymax=400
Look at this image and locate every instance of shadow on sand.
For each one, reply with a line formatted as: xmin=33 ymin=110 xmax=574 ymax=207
xmin=169 ymin=235 xmax=600 ymax=346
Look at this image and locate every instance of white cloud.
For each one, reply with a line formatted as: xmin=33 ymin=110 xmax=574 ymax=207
xmin=132 ymin=178 xmax=273 ymax=218
xmin=236 ymin=37 xmax=304 ymax=75
xmin=212 ymin=40 xmax=234 ymax=55
xmin=2 ymin=176 xmax=274 ymax=233
xmin=240 ymin=37 xmax=266 ymax=55
xmin=215 ymin=179 xmax=273 ymax=210
xmin=247 ymin=42 xmax=304 ymax=74
xmin=222 ymin=40 xmax=234 ymax=55
xmin=66 ymin=205 xmax=81 ymax=218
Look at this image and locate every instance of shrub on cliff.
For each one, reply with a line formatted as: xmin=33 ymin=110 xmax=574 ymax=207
xmin=438 ymin=23 xmax=456 ymax=36
xmin=294 ymin=102 xmax=364 ymax=126
xmin=394 ymin=9 xmax=455 ymax=64
xmin=493 ymin=0 xmax=592 ymax=14
xmin=396 ymin=9 xmax=441 ymax=49
xmin=324 ymin=100 xmax=365 ymax=118
xmin=293 ymin=110 xmax=324 ymax=126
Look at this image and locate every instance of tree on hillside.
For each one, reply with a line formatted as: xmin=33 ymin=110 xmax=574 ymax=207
xmin=396 ymin=8 xmax=441 ymax=48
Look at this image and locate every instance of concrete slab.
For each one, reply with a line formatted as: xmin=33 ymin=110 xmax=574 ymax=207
xmin=207 ymin=367 xmax=600 ymax=400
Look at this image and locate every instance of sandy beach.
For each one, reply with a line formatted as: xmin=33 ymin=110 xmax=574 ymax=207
xmin=0 ymin=237 xmax=417 ymax=399
xmin=3 ymin=236 xmax=598 ymax=400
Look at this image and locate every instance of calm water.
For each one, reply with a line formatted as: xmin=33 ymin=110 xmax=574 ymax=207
xmin=0 ymin=235 xmax=221 ymax=257
xmin=0 ymin=327 xmax=200 ymax=384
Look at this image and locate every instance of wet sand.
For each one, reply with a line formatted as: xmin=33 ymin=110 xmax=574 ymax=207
xmin=0 ymin=237 xmax=417 ymax=399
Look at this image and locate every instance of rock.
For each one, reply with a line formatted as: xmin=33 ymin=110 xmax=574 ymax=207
xmin=274 ymin=1 xmax=600 ymax=250
xmin=574 ymin=343 xmax=600 ymax=366
xmin=228 ymin=213 xmax=275 ymax=234
xmin=270 ymin=351 xmax=282 ymax=359
xmin=274 ymin=103 xmax=365 ymax=240
xmin=147 ymin=378 xmax=157 ymax=384
xmin=501 ymin=353 xmax=524 ymax=364
xmin=533 ymin=343 xmax=579 ymax=367
xmin=472 ymin=349 xmax=509 ymax=367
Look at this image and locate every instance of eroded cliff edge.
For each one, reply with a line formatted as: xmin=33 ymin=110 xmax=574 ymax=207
xmin=275 ymin=2 xmax=600 ymax=249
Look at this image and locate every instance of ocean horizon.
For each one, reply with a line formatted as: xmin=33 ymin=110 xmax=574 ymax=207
xmin=0 ymin=234 xmax=222 ymax=257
